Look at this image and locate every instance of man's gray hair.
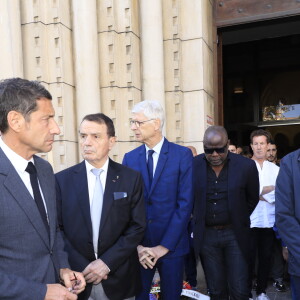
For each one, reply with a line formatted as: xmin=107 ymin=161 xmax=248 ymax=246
xmin=132 ymin=100 xmax=165 ymax=130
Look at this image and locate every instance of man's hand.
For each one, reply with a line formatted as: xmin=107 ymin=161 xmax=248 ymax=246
xmin=261 ymin=185 xmax=275 ymax=195
xmin=260 ymin=185 xmax=275 ymax=201
xmin=45 ymin=284 xmax=77 ymax=300
xmin=138 ymin=245 xmax=169 ymax=269
xmin=60 ymin=268 xmax=86 ymax=295
xmin=138 ymin=245 xmax=156 ymax=269
xmin=82 ymin=259 xmax=110 ymax=284
xmin=150 ymin=245 xmax=169 ymax=264
xmin=282 ymin=247 xmax=289 ymax=261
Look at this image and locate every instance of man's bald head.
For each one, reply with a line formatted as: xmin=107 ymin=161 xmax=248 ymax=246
xmin=203 ymin=126 xmax=228 ymax=147
xmin=203 ymin=126 xmax=229 ymax=166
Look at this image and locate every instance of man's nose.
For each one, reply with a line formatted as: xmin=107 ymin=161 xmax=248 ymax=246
xmin=130 ymin=122 xmax=137 ymax=130
xmin=83 ymin=136 xmax=92 ymax=145
xmin=50 ymin=119 xmax=60 ymax=135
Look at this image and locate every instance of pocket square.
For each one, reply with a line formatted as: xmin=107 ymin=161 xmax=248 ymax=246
xmin=113 ymin=192 xmax=127 ymax=200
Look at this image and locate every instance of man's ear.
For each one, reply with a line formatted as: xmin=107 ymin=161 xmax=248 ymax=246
xmin=7 ymin=111 xmax=24 ymax=133
xmin=108 ymin=136 xmax=116 ymax=150
xmin=154 ymin=119 xmax=161 ymax=131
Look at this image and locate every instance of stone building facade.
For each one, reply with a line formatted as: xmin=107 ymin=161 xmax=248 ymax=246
xmin=0 ymin=0 xmax=215 ymax=171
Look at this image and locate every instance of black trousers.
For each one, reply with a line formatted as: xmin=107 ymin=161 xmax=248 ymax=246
xmin=248 ymin=227 xmax=275 ymax=295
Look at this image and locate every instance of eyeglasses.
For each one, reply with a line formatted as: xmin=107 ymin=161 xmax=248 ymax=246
xmin=204 ymin=146 xmax=227 ymax=154
xmin=130 ymin=119 xmax=155 ymax=128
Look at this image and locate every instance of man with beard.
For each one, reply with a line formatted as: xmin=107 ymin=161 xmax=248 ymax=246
xmin=193 ymin=126 xmax=259 ymax=300
xmin=266 ymin=142 xmax=279 ymax=166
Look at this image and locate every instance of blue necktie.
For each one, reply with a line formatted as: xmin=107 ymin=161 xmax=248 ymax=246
xmin=25 ymin=162 xmax=49 ymax=235
xmin=147 ymin=150 xmax=155 ymax=187
xmin=91 ymin=168 xmax=104 ymax=255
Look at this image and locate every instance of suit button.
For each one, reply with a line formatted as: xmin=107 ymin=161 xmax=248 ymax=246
xmin=88 ymin=242 xmax=92 ymax=245
xmin=148 ymin=201 xmax=152 ymax=205
xmin=50 ymin=250 xmax=53 ymax=255
xmin=148 ymin=220 xmax=152 ymax=224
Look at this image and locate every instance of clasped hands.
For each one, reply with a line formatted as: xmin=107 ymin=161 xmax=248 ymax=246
xmin=82 ymin=258 xmax=110 ymax=285
xmin=137 ymin=245 xmax=169 ymax=269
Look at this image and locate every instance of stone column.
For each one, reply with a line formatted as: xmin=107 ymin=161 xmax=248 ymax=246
xmin=0 ymin=0 xmax=23 ymax=78
xmin=72 ymin=0 xmax=101 ymax=125
xmin=140 ymin=0 xmax=166 ymax=111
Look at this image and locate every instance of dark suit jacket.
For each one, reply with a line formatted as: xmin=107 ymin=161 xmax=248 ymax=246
xmin=55 ymin=159 xmax=146 ymax=300
xmin=0 ymin=148 xmax=69 ymax=300
xmin=276 ymin=149 xmax=300 ymax=276
xmin=123 ymin=138 xmax=193 ymax=258
xmin=193 ymin=152 xmax=259 ymax=260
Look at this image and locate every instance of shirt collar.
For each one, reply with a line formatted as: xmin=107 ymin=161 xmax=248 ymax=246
xmin=0 ymin=137 xmax=33 ymax=173
xmin=145 ymin=136 xmax=165 ymax=155
xmin=85 ymin=157 xmax=109 ymax=174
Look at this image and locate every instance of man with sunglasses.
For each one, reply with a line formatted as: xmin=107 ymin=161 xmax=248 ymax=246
xmin=193 ymin=126 xmax=259 ymax=300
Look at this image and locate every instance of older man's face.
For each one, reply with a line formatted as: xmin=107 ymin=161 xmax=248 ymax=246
xmin=130 ymin=112 xmax=160 ymax=145
xmin=251 ymin=135 xmax=269 ymax=160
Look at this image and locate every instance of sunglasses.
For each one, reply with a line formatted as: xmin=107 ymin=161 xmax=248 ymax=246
xmin=204 ymin=146 xmax=227 ymax=154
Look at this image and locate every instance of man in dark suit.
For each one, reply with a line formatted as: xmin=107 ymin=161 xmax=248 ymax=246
xmin=193 ymin=126 xmax=259 ymax=300
xmin=56 ymin=113 xmax=146 ymax=300
xmin=122 ymin=100 xmax=193 ymax=300
xmin=276 ymin=149 xmax=300 ymax=299
xmin=0 ymin=78 xmax=85 ymax=300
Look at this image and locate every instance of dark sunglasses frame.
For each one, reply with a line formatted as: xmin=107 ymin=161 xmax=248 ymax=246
xmin=204 ymin=146 xmax=227 ymax=154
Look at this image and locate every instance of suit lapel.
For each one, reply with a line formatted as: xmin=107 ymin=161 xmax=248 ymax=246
xmin=73 ymin=162 xmax=93 ymax=238
xmin=139 ymin=146 xmax=150 ymax=194
xmin=227 ymin=154 xmax=236 ymax=210
xmin=0 ymin=150 xmax=49 ymax=248
xmin=149 ymin=139 xmax=169 ymax=196
xmin=99 ymin=159 xmax=119 ymax=234
xmin=198 ymin=156 xmax=208 ymax=211
xmin=34 ymin=157 xmax=55 ymax=248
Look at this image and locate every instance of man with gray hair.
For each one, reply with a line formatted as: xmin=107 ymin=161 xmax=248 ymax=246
xmin=123 ymin=100 xmax=193 ymax=300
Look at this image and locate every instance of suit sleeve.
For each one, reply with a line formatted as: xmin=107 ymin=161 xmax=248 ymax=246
xmin=56 ymin=179 xmax=91 ymax=269
xmin=99 ymin=173 xmax=146 ymax=272
xmin=276 ymin=156 xmax=300 ymax=261
xmin=160 ymin=149 xmax=193 ymax=251
xmin=246 ymin=160 xmax=260 ymax=215
xmin=0 ymin=272 xmax=46 ymax=300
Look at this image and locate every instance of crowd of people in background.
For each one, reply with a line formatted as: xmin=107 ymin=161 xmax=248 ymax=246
xmin=0 ymin=77 xmax=300 ymax=300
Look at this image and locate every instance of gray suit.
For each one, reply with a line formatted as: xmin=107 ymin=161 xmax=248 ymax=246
xmin=0 ymin=148 xmax=69 ymax=300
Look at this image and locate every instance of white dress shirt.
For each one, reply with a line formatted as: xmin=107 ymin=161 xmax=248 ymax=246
xmin=145 ymin=136 xmax=164 ymax=177
xmin=0 ymin=137 xmax=48 ymax=216
xmin=85 ymin=158 xmax=109 ymax=206
xmin=250 ymin=160 xmax=279 ymax=228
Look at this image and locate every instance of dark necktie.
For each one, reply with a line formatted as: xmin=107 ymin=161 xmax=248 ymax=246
xmin=147 ymin=150 xmax=155 ymax=187
xmin=25 ymin=162 xmax=49 ymax=234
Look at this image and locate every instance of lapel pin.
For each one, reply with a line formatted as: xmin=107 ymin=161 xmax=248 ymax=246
xmin=113 ymin=175 xmax=119 ymax=183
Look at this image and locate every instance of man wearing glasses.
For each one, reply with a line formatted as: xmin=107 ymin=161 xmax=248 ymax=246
xmin=123 ymin=100 xmax=193 ymax=300
xmin=193 ymin=126 xmax=259 ymax=300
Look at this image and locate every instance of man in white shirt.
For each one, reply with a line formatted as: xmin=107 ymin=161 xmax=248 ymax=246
xmin=249 ymin=129 xmax=279 ymax=300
